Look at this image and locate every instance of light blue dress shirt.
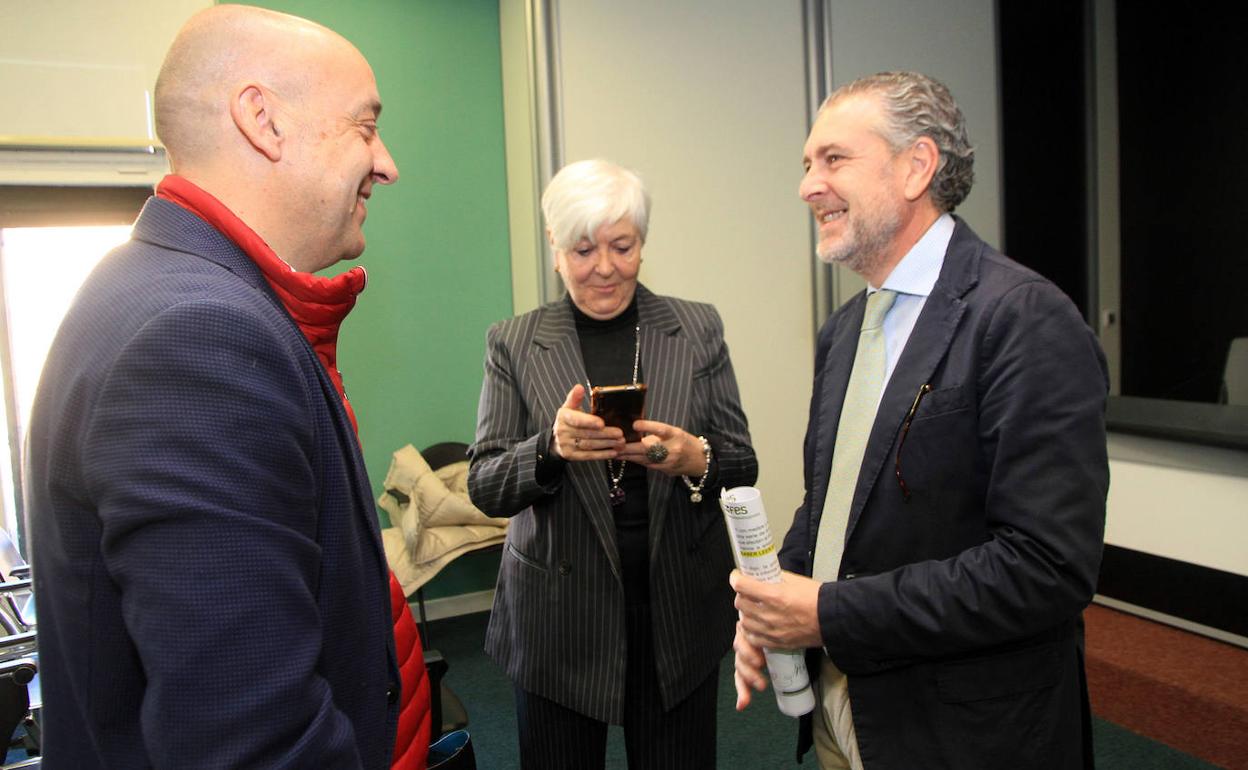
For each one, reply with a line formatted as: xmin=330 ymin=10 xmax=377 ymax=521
xmin=869 ymin=213 xmax=954 ymax=393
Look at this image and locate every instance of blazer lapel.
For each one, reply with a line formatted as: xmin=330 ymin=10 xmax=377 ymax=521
xmin=135 ymin=197 xmax=277 ymax=301
xmin=843 ymin=219 xmax=982 ymax=543
xmin=532 ymin=299 xmax=623 ymax=581
xmin=635 ymin=287 xmax=690 ymax=558
xmin=138 ymin=197 xmax=389 ymax=571
xmin=810 ymin=294 xmax=865 ymax=543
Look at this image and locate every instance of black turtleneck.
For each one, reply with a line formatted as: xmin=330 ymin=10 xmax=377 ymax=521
xmin=569 ymin=294 xmax=650 ymax=605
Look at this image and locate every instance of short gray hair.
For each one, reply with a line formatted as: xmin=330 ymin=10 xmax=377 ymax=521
xmin=541 ymin=159 xmax=651 ymax=251
xmin=823 ymin=71 xmax=974 ymax=212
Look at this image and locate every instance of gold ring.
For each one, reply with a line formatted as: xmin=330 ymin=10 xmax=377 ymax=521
xmin=574 ymin=437 xmax=581 ymax=450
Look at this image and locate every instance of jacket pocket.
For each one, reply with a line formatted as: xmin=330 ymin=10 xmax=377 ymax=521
xmin=933 ymin=641 xmax=1071 ymax=768
xmin=911 ymin=383 xmax=970 ymax=422
xmin=936 ymin=640 xmax=1060 ymax=703
xmin=506 ymin=542 xmax=548 ymax=573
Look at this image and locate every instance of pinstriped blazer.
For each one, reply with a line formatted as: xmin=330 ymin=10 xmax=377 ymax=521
xmin=467 ymin=284 xmax=757 ymax=723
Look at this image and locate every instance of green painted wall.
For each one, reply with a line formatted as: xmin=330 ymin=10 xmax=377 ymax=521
xmin=249 ymin=1 xmax=512 ymax=601
xmin=247 ymin=0 xmax=513 ymax=519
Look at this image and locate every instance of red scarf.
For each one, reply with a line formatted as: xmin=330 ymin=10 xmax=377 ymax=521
xmin=156 ymin=175 xmax=366 ymax=434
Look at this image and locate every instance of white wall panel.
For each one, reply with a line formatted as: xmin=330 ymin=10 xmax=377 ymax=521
xmin=825 ymin=0 xmax=1001 ymax=303
xmin=1 ymin=0 xmax=210 ymax=145
xmin=1107 ymin=436 xmax=1248 ymax=577
xmin=554 ymin=0 xmax=815 ymax=535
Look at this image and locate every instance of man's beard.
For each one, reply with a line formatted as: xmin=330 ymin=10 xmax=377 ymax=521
xmin=816 ymin=202 xmax=901 ymax=277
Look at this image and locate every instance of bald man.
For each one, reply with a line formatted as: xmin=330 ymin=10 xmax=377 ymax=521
xmin=27 ymin=6 xmax=407 ymax=767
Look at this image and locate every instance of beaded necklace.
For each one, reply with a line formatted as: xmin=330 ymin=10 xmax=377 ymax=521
xmin=587 ymin=324 xmax=640 ymax=507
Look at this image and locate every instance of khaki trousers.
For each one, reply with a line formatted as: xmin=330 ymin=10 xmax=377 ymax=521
xmin=813 ymin=656 xmax=863 ymax=770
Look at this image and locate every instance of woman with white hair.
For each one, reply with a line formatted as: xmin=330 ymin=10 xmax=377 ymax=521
xmin=468 ymin=159 xmax=757 ymax=768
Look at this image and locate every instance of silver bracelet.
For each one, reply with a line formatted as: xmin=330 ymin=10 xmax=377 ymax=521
xmin=682 ymin=435 xmax=712 ymax=503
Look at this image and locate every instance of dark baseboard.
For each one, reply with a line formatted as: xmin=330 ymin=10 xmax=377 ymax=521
xmin=1096 ymin=544 xmax=1248 ymax=638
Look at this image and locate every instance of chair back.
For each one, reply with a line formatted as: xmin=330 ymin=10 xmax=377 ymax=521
xmin=1223 ymin=337 xmax=1248 ymax=405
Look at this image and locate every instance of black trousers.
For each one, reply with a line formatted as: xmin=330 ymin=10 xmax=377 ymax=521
xmin=513 ymin=603 xmax=719 ymax=770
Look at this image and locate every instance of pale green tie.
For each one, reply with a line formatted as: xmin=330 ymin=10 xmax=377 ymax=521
xmin=812 ymin=289 xmax=897 ymax=581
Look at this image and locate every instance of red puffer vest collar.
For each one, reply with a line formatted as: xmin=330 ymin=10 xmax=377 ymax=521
xmin=157 ymin=175 xmax=431 ymax=770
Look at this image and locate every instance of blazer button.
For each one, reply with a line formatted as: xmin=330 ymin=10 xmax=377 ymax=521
xmin=386 ymin=684 xmax=399 ymax=704
xmin=558 ymin=560 xmax=572 ymax=576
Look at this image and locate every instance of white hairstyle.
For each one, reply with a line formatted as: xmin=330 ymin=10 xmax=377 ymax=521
xmin=541 ymin=159 xmax=651 ymax=251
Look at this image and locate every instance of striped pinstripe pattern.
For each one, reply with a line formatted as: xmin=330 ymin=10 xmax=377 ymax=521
xmin=512 ymin=602 xmax=720 ymax=769
xmin=468 ymin=284 xmax=758 ymax=725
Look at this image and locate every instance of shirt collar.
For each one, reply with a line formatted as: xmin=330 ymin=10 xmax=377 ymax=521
xmin=870 ymin=213 xmax=955 ymax=297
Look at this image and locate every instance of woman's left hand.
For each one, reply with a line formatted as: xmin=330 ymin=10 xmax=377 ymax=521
xmin=618 ymin=419 xmax=707 ymax=477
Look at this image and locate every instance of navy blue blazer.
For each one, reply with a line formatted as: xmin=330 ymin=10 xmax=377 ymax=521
xmin=779 ymin=219 xmax=1109 ymax=769
xmin=27 ymin=198 xmax=399 ymax=768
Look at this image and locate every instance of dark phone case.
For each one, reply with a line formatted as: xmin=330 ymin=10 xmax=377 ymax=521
xmin=590 ymin=384 xmax=647 ymax=442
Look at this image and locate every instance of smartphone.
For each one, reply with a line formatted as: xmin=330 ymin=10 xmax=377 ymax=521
xmin=590 ymin=384 xmax=647 ymax=442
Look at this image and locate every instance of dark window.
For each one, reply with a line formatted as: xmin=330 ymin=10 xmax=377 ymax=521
xmin=998 ymin=1 xmax=1248 ymax=409
xmin=1116 ymin=3 xmax=1248 ymax=404
xmin=998 ymin=0 xmax=1091 ymax=319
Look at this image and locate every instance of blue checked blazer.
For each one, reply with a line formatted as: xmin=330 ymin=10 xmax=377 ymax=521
xmin=27 ymin=198 xmax=399 ymax=769
xmin=467 ymin=285 xmax=758 ymax=724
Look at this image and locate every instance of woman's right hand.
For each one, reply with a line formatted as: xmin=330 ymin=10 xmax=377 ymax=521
xmin=551 ymin=384 xmax=625 ymax=461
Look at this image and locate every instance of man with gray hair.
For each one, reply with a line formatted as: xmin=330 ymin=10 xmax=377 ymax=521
xmin=730 ymin=71 xmax=1108 ymax=768
xmin=26 ymin=5 xmax=411 ymax=767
